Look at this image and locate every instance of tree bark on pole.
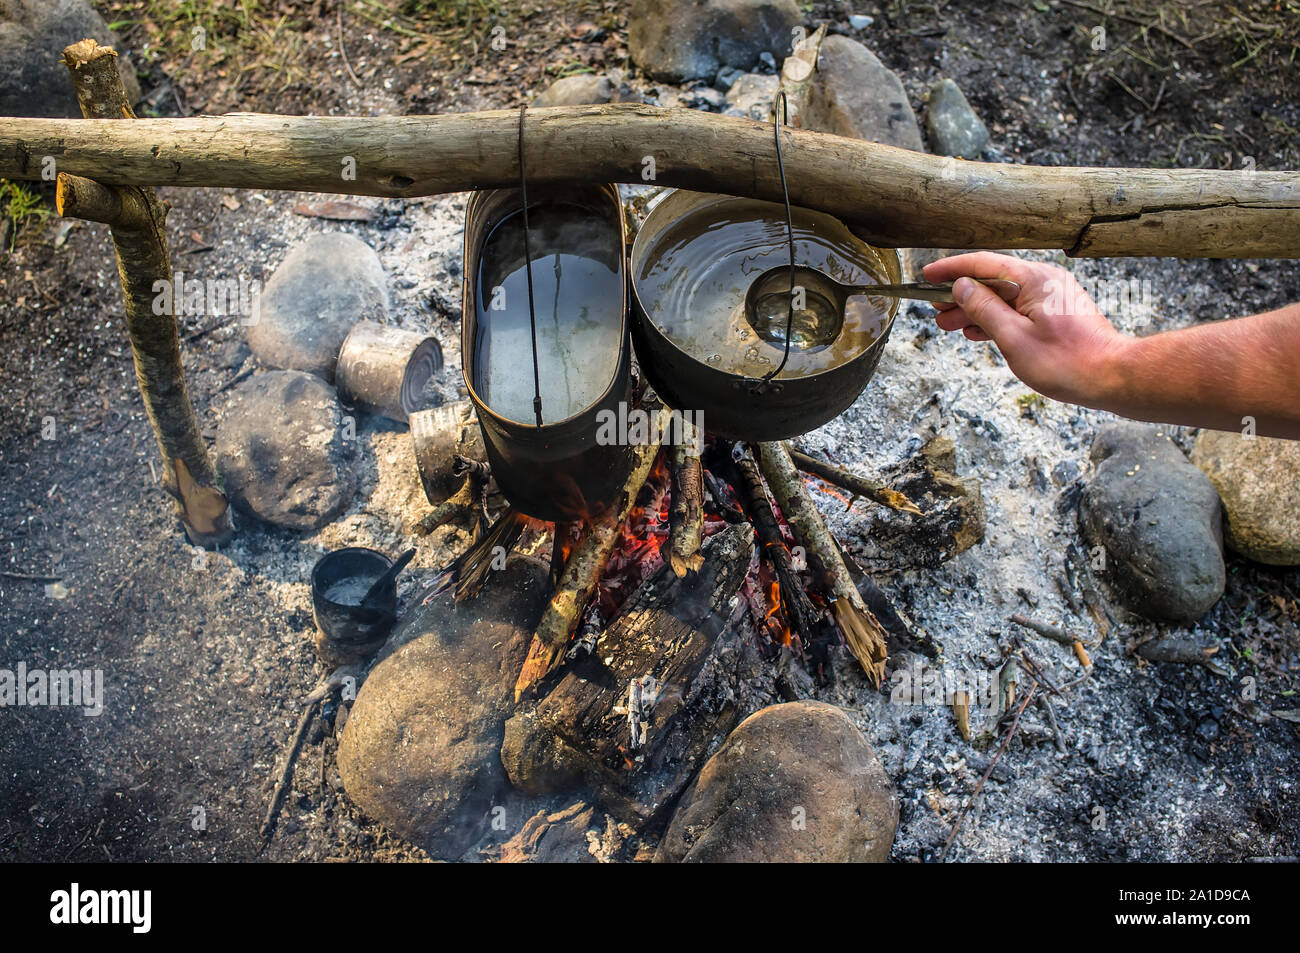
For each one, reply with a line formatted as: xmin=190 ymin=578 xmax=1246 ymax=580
xmin=59 ymin=40 xmax=232 ymax=546
xmin=1 ymin=104 xmax=1297 ymax=258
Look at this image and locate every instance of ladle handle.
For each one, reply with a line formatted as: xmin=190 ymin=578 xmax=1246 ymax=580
xmin=855 ymin=278 xmax=1021 ymax=304
xmin=360 ymin=547 xmax=417 ymax=609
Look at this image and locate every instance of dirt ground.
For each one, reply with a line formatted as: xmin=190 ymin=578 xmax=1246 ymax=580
xmin=1 ymin=0 xmax=1297 ymax=862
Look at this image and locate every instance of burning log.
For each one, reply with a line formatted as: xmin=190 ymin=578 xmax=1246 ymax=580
xmin=56 ymin=40 xmax=232 ymax=546
xmin=501 ymin=523 xmax=758 ymax=820
xmin=756 ymin=441 xmax=889 ymax=685
xmin=729 ymin=446 xmax=819 ymax=643
xmin=787 ymin=445 xmax=922 ymax=516
xmin=666 ymin=423 xmax=704 ymax=578
xmin=514 ymin=409 xmax=672 ymax=701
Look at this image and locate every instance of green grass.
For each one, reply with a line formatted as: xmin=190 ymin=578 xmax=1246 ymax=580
xmin=0 ymin=180 xmax=50 ymax=252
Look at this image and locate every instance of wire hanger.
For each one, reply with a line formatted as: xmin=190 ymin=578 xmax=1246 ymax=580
xmin=753 ymin=90 xmax=797 ymax=392
xmin=518 ymin=104 xmax=544 ymax=427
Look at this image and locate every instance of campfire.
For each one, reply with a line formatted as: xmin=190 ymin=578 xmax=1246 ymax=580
xmin=399 ymin=387 xmax=924 ymax=823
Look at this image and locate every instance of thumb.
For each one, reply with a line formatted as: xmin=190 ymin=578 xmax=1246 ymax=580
xmin=952 ymin=277 xmax=1025 ymax=344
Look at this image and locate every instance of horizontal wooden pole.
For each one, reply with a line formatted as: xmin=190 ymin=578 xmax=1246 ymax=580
xmin=2 ymin=104 xmax=1297 ymax=257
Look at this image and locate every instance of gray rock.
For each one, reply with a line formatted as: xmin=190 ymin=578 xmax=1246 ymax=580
xmin=801 ymin=35 xmax=923 ymax=151
xmin=215 ymin=370 xmax=356 ymax=532
xmin=534 ymin=73 xmax=614 ymax=107
xmin=714 ymin=65 xmax=744 ymax=91
xmin=246 ymin=233 xmax=388 ymax=382
xmin=926 ymin=78 xmax=989 ymax=159
xmin=629 ymin=0 xmax=801 ymax=83
xmin=723 ymin=72 xmax=779 ymax=120
xmin=1190 ymin=431 xmax=1300 ymax=566
xmin=1081 ymin=423 xmax=1225 ymax=622
xmin=849 ymin=14 xmax=875 ymax=30
xmin=0 ymin=0 xmax=140 ymax=118
xmin=683 ymin=85 xmax=726 ymax=111
xmin=656 ymin=701 xmax=898 ymax=862
xmin=337 ymin=557 xmax=551 ymax=859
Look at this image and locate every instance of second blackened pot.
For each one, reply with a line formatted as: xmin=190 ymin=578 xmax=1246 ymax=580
xmin=629 ymin=190 xmax=902 ymax=442
xmin=461 ymin=184 xmax=634 ymax=522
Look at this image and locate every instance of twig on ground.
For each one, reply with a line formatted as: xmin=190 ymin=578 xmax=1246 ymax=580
xmin=261 ymin=666 xmax=362 ymax=840
xmin=338 ymin=1 xmax=364 ymax=88
xmin=939 ymin=682 xmax=1038 ymax=862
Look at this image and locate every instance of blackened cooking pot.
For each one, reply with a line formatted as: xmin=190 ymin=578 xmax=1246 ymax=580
xmin=461 ymin=184 xmax=634 ymax=522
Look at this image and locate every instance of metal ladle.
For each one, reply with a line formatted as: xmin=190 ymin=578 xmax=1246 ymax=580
xmin=745 ymin=264 xmax=1022 ymax=349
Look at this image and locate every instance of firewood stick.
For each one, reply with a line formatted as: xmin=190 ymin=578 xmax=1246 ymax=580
xmin=5 ymin=105 xmax=1299 ymax=257
xmin=756 ymin=442 xmax=888 ymax=686
xmin=730 ymin=447 xmax=819 ymax=641
xmin=666 ymin=422 xmax=704 ymax=578
xmin=58 ymin=39 xmax=232 ymax=546
xmin=514 ymin=410 xmax=671 ymax=701
xmin=786 ymin=445 xmax=923 ymax=516
xmin=411 ymin=474 xmax=478 ymax=535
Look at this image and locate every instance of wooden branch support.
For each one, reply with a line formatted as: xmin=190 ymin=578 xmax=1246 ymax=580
xmin=756 ymin=441 xmax=889 ymax=685
xmin=787 ymin=445 xmax=923 ymax=516
xmin=5 ymin=103 xmax=1299 ymax=257
xmin=515 ymin=410 xmax=671 ymax=701
xmin=665 ymin=422 xmax=704 ymax=578
xmin=58 ymin=40 xmax=232 ymax=546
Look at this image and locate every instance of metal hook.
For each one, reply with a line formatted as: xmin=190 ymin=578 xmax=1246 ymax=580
xmin=518 ymin=104 xmax=544 ymax=428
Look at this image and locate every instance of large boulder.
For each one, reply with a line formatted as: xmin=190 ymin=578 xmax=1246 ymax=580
xmin=0 ymin=0 xmax=141 ymax=118
xmin=925 ymin=78 xmax=989 ymax=159
xmin=1081 ymin=423 xmax=1225 ymax=622
xmin=246 ymin=233 xmax=389 ymax=382
xmin=656 ymin=701 xmax=898 ymax=863
xmin=1190 ymin=431 xmax=1300 ymax=565
xmin=337 ymin=557 xmax=551 ymax=860
xmin=801 ymin=35 xmax=923 ymax=151
xmin=629 ymin=0 xmax=801 ymax=83
xmin=215 ymin=370 xmax=356 ymax=531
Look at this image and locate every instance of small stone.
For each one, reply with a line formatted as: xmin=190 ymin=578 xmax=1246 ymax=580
xmin=534 ymin=73 xmax=614 ymax=107
xmin=757 ymin=51 xmax=777 ymax=73
xmin=215 ymin=371 xmax=356 ymax=532
xmin=246 ymin=233 xmax=389 ymax=382
xmin=926 ymin=78 xmax=990 ymax=159
xmin=338 ymin=557 xmax=552 ymax=859
xmin=683 ymin=86 xmax=726 ymax=111
xmin=1081 ymin=423 xmax=1225 ymax=622
xmin=723 ymin=72 xmax=779 ymax=121
xmin=849 ymin=14 xmax=874 ymax=29
xmin=0 ymin=0 xmax=141 ymax=118
xmin=1189 ymin=431 xmax=1300 ymax=566
xmin=800 ymin=36 xmax=924 ymax=151
xmin=628 ymin=0 xmax=801 ymax=83
xmin=714 ymin=65 xmax=744 ymax=91
xmin=656 ymin=701 xmax=898 ymax=862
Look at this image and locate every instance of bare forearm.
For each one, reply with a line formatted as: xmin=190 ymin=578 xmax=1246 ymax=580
xmin=1095 ymin=304 xmax=1300 ymax=438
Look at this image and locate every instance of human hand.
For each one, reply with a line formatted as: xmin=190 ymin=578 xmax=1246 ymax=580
xmin=922 ymin=252 xmax=1130 ymax=407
